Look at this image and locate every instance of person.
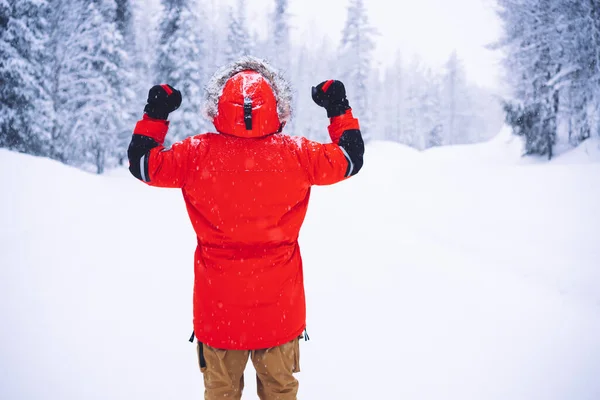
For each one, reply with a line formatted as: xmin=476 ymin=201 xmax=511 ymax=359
xmin=127 ymin=56 xmax=364 ymax=400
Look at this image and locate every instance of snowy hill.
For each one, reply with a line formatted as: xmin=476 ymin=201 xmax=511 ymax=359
xmin=1 ymin=135 xmax=600 ymax=400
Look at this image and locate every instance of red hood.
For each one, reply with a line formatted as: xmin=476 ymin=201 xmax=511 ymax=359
xmin=213 ymin=70 xmax=281 ymax=138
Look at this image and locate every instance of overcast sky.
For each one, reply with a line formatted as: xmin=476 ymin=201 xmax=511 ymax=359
xmin=252 ymin=0 xmax=504 ymax=90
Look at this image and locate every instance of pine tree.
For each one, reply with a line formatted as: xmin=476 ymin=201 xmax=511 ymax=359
xmin=567 ymin=0 xmax=600 ymax=143
xmin=201 ymin=0 xmax=222 ymax=73
xmin=0 ymin=0 xmax=53 ymax=156
xmin=496 ymin=0 xmax=600 ymax=158
xmin=381 ymin=51 xmax=404 ymax=143
xmin=495 ymin=0 xmax=554 ymax=157
xmin=269 ymin=0 xmax=291 ymax=72
xmin=443 ymin=51 xmax=462 ymax=145
xmin=422 ymin=72 xmax=443 ymax=149
xmin=289 ymin=28 xmax=337 ymax=142
xmin=156 ymin=0 xmax=209 ymax=141
xmin=114 ymin=0 xmax=137 ymax=165
xmin=401 ymin=57 xmax=427 ymax=149
xmin=442 ymin=51 xmax=478 ymax=145
xmin=48 ymin=0 xmax=128 ymax=173
xmin=225 ymin=0 xmax=252 ymax=63
xmin=339 ymin=0 xmax=376 ymax=140
xmin=115 ymin=0 xmax=134 ymax=49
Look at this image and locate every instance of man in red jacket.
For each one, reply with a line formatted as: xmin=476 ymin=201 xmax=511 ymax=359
xmin=128 ymin=57 xmax=364 ymax=400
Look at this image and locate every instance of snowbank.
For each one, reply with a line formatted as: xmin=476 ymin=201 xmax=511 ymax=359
xmin=1 ymin=137 xmax=599 ymax=399
xmin=376 ymin=126 xmax=600 ymax=167
xmin=552 ymin=137 xmax=600 ymax=164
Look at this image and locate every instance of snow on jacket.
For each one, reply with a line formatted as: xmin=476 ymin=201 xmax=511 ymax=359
xmin=128 ymin=56 xmax=364 ymax=350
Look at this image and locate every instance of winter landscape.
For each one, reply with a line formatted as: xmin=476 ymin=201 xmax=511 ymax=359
xmin=2 ymin=0 xmax=600 ymax=399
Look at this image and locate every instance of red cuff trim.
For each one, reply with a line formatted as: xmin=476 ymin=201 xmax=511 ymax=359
xmin=328 ymin=109 xmax=360 ymax=144
xmin=161 ymin=84 xmax=173 ymax=96
xmin=133 ymin=115 xmax=169 ymax=144
xmin=322 ymin=80 xmax=334 ymax=92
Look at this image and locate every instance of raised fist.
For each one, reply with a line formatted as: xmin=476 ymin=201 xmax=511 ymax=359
xmin=311 ymin=80 xmax=351 ymax=118
xmin=143 ymin=84 xmax=182 ymax=120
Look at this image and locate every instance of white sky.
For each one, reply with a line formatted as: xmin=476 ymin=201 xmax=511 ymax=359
xmin=247 ymin=0 xmax=505 ymax=91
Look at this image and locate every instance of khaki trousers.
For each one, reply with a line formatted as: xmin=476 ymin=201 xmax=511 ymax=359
xmin=197 ymin=338 xmax=300 ymax=400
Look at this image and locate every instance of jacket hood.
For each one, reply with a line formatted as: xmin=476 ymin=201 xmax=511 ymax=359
xmin=203 ymin=56 xmax=293 ymax=138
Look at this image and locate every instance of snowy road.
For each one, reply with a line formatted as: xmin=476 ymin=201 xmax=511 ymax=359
xmin=1 ymin=135 xmax=600 ymax=399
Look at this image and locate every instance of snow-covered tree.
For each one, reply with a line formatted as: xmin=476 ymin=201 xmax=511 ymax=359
xmin=0 ymin=0 xmax=53 ymax=156
xmin=373 ymin=50 xmax=500 ymax=149
xmin=115 ymin=0 xmax=134 ymax=50
xmin=496 ymin=0 xmax=600 ymax=159
xmin=422 ymin=73 xmax=444 ymax=149
xmin=442 ymin=51 xmax=462 ymax=145
xmin=269 ymin=0 xmax=291 ymax=72
xmin=288 ymin=28 xmax=338 ymax=142
xmin=441 ymin=51 xmax=483 ymax=146
xmin=401 ymin=58 xmax=426 ymax=149
xmin=380 ymin=52 xmax=405 ymax=143
xmin=225 ymin=0 xmax=252 ymax=64
xmin=48 ymin=0 xmax=129 ymax=173
xmin=156 ymin=0 xmax=209 ymax=140
xmin=339 ymin=0 xmax=377 ymax=140
xmin=114 ymin=0 xmax=138 ymax=165
xmin=201 ymin=0 xmax=224 ymax=74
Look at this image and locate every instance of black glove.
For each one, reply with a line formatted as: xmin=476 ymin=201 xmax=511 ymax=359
xmin=143 ymin=84 xmax=182 ymax=120
xmin=311 ymin=80 xmax=351 ymax=118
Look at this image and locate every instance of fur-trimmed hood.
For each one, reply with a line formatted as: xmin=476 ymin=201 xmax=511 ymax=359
xmin=202 ymin=56 xmax=293 ymax=125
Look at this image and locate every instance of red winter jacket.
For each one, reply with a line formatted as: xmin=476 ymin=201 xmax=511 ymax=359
xmin=128 ymin=69 xmax=364 ymax=350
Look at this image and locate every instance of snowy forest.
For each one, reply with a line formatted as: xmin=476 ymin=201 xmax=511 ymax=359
xmin=5 ymin=0 xmax=597 ymax=172
xmin=497 ymin=0 xmax=600 ymax=159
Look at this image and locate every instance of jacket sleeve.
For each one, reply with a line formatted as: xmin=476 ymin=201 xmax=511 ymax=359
xmin=127 ymin=115 xmax=191 ymax=188
xmin=302 ymin=110 xmax=365 ymax=186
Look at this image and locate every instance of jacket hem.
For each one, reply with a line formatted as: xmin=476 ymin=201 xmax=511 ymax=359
xmin=195 ymin=325 xmax=306 ymax=351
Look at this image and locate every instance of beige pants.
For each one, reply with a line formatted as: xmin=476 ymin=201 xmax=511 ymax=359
xmin=197 ymin=338 xmax=300 ymax=400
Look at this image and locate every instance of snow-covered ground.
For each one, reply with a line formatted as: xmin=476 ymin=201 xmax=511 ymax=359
xmin=2 ymin=131 xmax=600 ymax=399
